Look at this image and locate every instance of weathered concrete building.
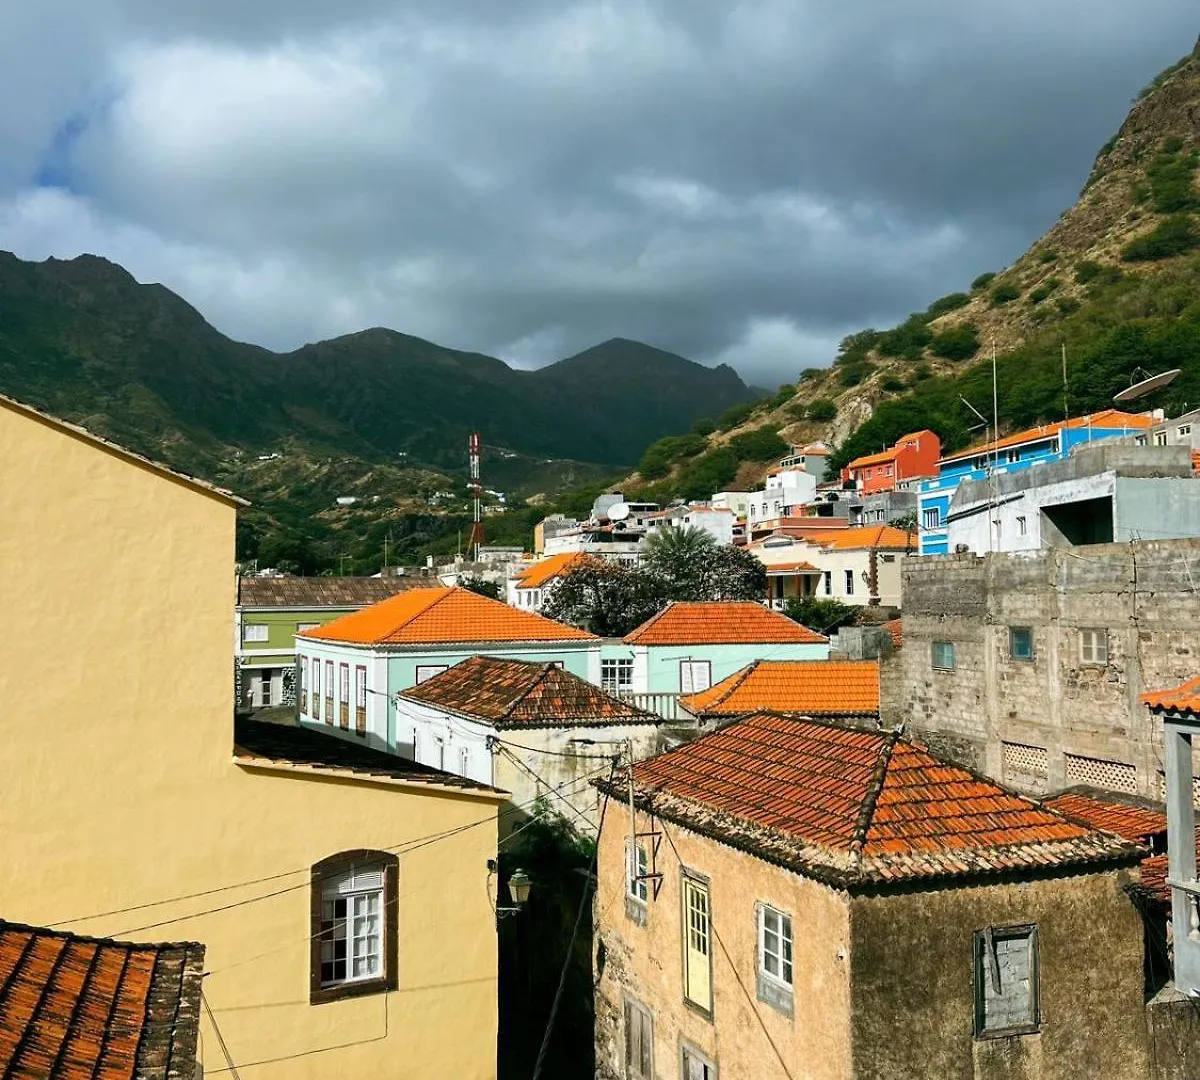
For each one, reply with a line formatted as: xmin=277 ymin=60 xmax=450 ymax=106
xmin=593 ymin=712 xmax=1150 ymax=1080
xmin=946 ymin=443 xmax=1200 ymax=555
xmin=886 ymin=541 xmax=1200 ymax=799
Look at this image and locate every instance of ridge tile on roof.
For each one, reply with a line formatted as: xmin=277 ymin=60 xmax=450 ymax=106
xmin=1142 ymin=675 xmax=1200 ymax=716
xmin=0 ymin=920 xmax=204 ymax=1080
xmin=299 ymin=586 xmax=597 ymax=646
xmin=400 ymin=656 xmax=657 ymax=728
xmin=604 ymin=712 xmax=1140 ymax=887
xmin=682 ymin=660 xmax=879 ymax=717
xmin=624 ymin=601 xmax=828 ymax=646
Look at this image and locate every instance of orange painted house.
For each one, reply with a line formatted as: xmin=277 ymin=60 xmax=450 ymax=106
xmin=843 ymin=430 xmax=941 ymax=494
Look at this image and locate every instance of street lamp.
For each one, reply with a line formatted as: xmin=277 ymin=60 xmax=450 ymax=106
xmin=507 ymin=868 xmax=532 ymax=908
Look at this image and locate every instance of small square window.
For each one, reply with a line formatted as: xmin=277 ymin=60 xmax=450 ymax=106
xmin=1009 ymin=627 xmax=1034 ymax=662
xmin=243 ymin=623 xmax=269 ymax=643
xmin=931 ymin=641 xmax=956 ymax=670
xmin=1079 ymin=628 xmax=1108 ymax=665
xmin=1179 ymin=425 xmax=1192 ymax=438
xmin=923 ymin=508 xmax=940 ymax=530
xmin=974 ymin=925 xmax=1039 ymax=1037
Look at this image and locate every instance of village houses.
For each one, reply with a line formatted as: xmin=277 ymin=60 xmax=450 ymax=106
xmin=0 ymin=393 xmax=506 ymax=1080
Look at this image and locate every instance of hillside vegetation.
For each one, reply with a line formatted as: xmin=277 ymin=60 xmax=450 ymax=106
xmin=620 ymin=37 xmax=1200 ymax=497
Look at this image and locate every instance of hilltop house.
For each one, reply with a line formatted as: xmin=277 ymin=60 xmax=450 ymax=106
xmin=600 ymin=602 xmax=829 ymax=716
xmin=506 ymin=551 xmax=590 ymax=610
xmin=593 ymin=712 xmax=1149 ymax=1080
xmin=750 ymin=524 xmax=915 ymax=609
xmin=679 ymin=659 xmax=880 ymax=726
xmin=0 ymin=393 xmax=506 ymax=1079
xmin=394 ymin=656 xmax=662 ymax=830
xmin=296 ymin=586 xmax=600 ymax=751
xmin=917 ymin=409 xmax=1154 ymax=555
xmin=745 ymin=465 xmax=819 ymax=533
xmin=777 ymin=440 xmax=831 ymax=482
xmin=236 ymin=574 xmax=423 ymax=710
xmin=841 ymin=429 xmax=941 ymax=495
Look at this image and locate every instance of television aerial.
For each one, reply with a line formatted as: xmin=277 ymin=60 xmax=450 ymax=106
xmin=607 ymin=502 xmax=631 ymax=522
xmin=1113 ymin=367 xmax=1181 ymax=404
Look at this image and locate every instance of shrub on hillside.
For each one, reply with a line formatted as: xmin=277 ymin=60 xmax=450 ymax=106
xmin=806 ymin=399 xmax=838 ymax=421
xmin=635 ymin=433 xmax=708 ymax=479
xmin=876 ymin=315 xmax=933 ymax=359
xmin=989 ymin=282 xmax=1021 ymax=305
xmin=772 ymin=383 xmax=796 ymax=407
xmin=971 ymin=271 xmax=997 ymax=291
xmin=1038 ymin=248 xmax=1059 ymax=264
xmin=839 ymin=361 xmax=873 ymax=386
xmin=1145 ymin=146 xmax=1200 ymax=213
xmin=1074 ymin=260 xmax=1103 ymax=283
xmin=799 ymin=367 xmax=824 ymax=382
xmin=727 ymin=427 xmax=788 ymax=462
xmin=716 ymin=401 xmax=756 ymax=430
xmin=1121 ymin=214 xmax=1200 ymax=262
xmin=925 ymin=292 xmax=970 ymax=318
xmin=880 ymin=376 xmax=906 ymax=392
xmin=929 ymin=324 xmax=981 ymax=360
xmin=691 ymin=417 xmax=717 ymax=437
xmin=1028 ymin=278 xmax=1061 ymax=304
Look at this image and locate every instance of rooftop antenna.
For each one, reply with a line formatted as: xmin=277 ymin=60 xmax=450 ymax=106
xmin=467 ymin=432 xmax=485 ymax=562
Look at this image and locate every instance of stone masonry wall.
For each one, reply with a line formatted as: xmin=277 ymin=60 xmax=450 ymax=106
xmin=886 ymin=540 xmax=1200 ymax=798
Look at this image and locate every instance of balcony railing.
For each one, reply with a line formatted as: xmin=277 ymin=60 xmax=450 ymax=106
xmin=619 ymin=692 xmax=686 ymax=722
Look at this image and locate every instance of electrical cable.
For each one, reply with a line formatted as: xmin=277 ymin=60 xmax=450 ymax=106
xmin=494 ymin=742 xmax=611 ymax=834
xmin=202 ymin=990 xmax=242 ymax=1080
xmin=530 ymin=760 xmax=616 ymax=1080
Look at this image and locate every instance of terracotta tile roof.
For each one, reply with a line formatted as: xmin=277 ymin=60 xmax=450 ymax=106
xmin=682 ymin=660 xmax=879 ymax=717
xmin=237 ymin=575 xmax=427 ymax=609
xmin=1137 ymin=827 xmax=1200 ymax=905
xmin=0 ymin=393 xmax=246 ymax=508
xmin=299 ymin=586 xmax=596 ymax=646
xmin=939 ymin=409 xmax=1154 ymax=465
xmin=1142 ymin=676 xmax=1200 ymax=717
xmin=514 ymin=553 xmax=591 ymax=589
xmin=603 ymin=712 xmax=1140 ymax=887
xmin=400 ymin=656 xmax=657 ymax=728
xmin=847 ymin=448 xmax=900 ymax=469
xmin=763 ymin=561 xmax=822 ymax=574
xmin=787 ymin=525 xmax=915 ymax=551
xmin=0 ymin=921 xmax=204 ymax=1080
xmin=1191 ymin=449 xmax=1200 ymax=477
xmin=624 ymin=602 xmax=828 ymax=646
xmin=883 ymin=618 xmax=903 ymax=648
xmin=233 ymin=715 xmax=501 ymax=791
xmin=1042 ymin=789 xmax=1167 ymax=842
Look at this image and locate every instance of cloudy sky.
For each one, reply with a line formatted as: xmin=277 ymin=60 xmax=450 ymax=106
xmin=1 ymin=3 xmax=1195 ymax=386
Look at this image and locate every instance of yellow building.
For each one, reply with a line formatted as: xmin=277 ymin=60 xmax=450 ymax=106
xmin=0 ymin=394 xmax=506 ymax=1079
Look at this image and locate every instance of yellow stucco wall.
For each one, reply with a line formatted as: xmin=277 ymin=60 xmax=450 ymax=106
xmin=0 ymin=401 xmax=501 ymax=1079
xmin=594 ymin=807 xmax=853 ymax=1080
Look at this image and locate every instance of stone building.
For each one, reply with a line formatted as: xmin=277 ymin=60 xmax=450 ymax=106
xmin=885 ymin=540 xmax=1200 ymax=799
xmin=593 ymin=712 xmax=1149 ymax=1080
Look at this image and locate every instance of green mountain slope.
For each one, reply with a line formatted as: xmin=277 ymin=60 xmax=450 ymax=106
xmin=614 ymin=37 xmax=1200 ymax=497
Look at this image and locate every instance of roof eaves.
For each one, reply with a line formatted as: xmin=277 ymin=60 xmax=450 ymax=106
xmin=623 ymin=602 xmax=675 ymax=644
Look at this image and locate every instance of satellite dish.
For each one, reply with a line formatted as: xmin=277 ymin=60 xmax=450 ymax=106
xmin=608 ymin=502 xmax=631 ymax=522
xmin=1113 ymin=367 xmax=1181 ymax=404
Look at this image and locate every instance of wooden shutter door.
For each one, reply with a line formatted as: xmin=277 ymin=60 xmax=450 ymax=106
xmin=682 ymin=877 xmax=712 ymax=1011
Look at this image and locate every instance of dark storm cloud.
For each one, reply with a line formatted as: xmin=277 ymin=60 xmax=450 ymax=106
xmin=1 ymin=1 xmax=1195 ymax=386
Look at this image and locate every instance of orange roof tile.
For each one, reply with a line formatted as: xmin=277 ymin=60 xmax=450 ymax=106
xmin=623 ymin=602 xmax=828 ymax=646
xmin=1042 ymin=790 xmax=1167 ymax=842
xmin=846 ymin=430 xmax=937 ymax=471
xmin=401 ymin=656 xmax=656 ymax=728
xmin=763 ymin=560 xmax=822 ymax=574
xmin=606 ymin=712 xmax=1137 ymax=886
xmin=0 ymin=921 xmax=204 ymax=1080
xmin=514 ymin=552 xmax=592 ymax=589
xmin=1142 ymin=675 xmax=1200 ymax=716
xmin=1138 ymin=833 xmax=1200 ymax=905
xmin=788 ymin=525 xmax=915 ymax=551
xmin=939 ymin=409 xmax=1153 ymax=465
xmin=682 ymin=660 xmax=878 ymax=717
xmin=299 ymin=586 xmax=596 ymax=646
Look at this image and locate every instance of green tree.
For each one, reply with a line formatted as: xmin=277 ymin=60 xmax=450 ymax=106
xmin=700 ymin=544 xmax=767 ymax=602
xmin=642 ymin=525 xmax=717 ymax=598
xmin=460 ymin=577 xmax=501 ymax=600
xmin=784 ymin=596 xmax=857 ymax=636
xmin=542 ymin=561 xmax=662 ymax=638
xmin=806 ymin=399 xmax=838 ymax=421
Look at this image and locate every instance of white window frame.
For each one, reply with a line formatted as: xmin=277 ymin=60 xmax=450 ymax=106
xmin=319 ymin=865 xmax=385 ymax=988
xmin=243 ymin=623 xmax=269 ymax=643
xmin=626 ymin=841 xmax=649 ymax=904
xmin=1079 ymin=628 xmax=1109 ymax=666
xmin=415 ymin=664 xmax=449 ymax=684
xmin=602 ymin=658 xmax=634 ymax=694
xmin=922 ymin=507 xmax=940 ymax=530
xmin=823 ymin=571 xmax=832 ymax=596
xmin=758 ymin=905 xmax=793 ymax=988
xmin=931 ymin=641 xmax=956 ymax=671
xmin=1155 ymin=430 xmax=1169 ymax=447
xmin=312 ymin=659 xmax=321 ymax=719
xmin=1180 ymin=425 xmax=1192 ymax=438
xmin=1016 ymin=515 xmax=1027 ymax=536
xmin=680 ymin=660 xmax=712 ymax=694
xmin=844 ymin=569 xmax=854 ymax=596
xmin=297 ymin=622 xmax=321 ymax=634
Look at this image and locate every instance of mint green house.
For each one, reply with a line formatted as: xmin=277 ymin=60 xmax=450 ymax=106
xmin=235 ymin=575 xmax=423 ymax=710
xmin=293 ymin=585 xmax=600 ymax=752
xmin=605 ymin=602 xmax=829 ymax=709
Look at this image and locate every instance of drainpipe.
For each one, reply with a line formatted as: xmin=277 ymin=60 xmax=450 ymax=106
xmin=868 ymin=546 xmax=880 ymax=606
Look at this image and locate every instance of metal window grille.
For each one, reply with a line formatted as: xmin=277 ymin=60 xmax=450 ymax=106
xmin=1064 ymin=753 xmax=1136 ymax=794
xmin=1003 ymin=742 xmax=1048 ymax=781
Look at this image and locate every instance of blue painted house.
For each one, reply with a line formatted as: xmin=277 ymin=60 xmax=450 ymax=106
xmin=917 ymin=409 xmax=1153 ymax=555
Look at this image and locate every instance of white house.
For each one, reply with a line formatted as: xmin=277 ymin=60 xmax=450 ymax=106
xmin=295 ymin=586 xmax=600 ymax=753
xmin=506 ymin=551 xmax=590 ymax=609
xmin=393 ymin=655 xmax=663 ymax=832
xmin=744 ymin=466 xmax=818 ymax=532
xmin=684 ymin=504 xmax=735 ymax=545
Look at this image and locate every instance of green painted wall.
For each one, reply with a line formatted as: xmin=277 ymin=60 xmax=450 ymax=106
xmin=643 ymin=641 xmax=828 ymax=694
xmin=239 ymin=608 xmax=354 ymax=653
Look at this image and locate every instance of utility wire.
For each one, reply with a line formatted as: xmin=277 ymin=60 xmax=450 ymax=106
xmin=202 ymin=990 xmax=242 ymax=1080
xmin=531 ymin=760 xmax=616 ymax=1080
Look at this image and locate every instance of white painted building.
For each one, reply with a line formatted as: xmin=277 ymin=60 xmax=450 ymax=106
xmin=744 ymin=466 xmax=818 ymax=532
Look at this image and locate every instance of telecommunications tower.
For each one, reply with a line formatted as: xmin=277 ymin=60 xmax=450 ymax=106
xmin=467 ymin=432 xmax=484 ymax=562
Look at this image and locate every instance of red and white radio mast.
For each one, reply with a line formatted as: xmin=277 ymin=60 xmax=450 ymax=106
xmin=467 ymin=431 xmax=484 ymax=562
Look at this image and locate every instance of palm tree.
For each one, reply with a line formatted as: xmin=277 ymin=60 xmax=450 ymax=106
xmin=642 ymin=525 xmax=717 ymax=600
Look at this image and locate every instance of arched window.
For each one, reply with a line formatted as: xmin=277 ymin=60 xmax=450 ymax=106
xmin=310 ymin=850 xmax=398 ymax=1004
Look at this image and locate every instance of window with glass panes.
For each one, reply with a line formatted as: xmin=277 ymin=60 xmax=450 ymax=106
xmin=626 ymin=841 xmax=648 ymax=903
xmin=310 ymin=852 xmax=397 ymax=1003
xmin=601 ymin=658 xmax=634 ymax=694
xmin=759 ymin=905 xmax=793 ymax=986
xmin=312 ymin=659 xmax=321 ymax=720
xmin=354 ymin=665 xmax=367 ymax=735
xmin=1080 ymin=629 xmax=1108 ymax=665
xmin=324 ymin=660 xmax=335 ymax=721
